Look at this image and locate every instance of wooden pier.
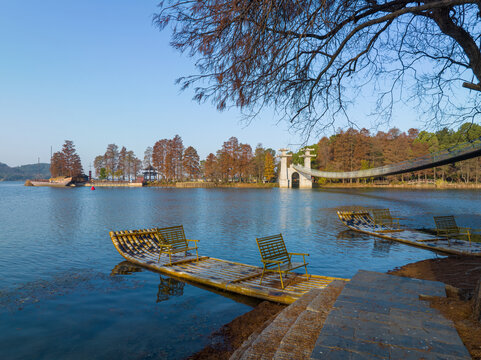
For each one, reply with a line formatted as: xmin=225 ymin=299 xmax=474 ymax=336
xmin=110 ymin=229 xmax=347 ymax=304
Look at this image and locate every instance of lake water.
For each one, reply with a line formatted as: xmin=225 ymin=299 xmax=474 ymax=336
xmin=0 ymin=182 xmax=479 ymax=359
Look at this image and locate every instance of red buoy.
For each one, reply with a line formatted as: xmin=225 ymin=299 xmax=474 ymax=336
xmin=91 ymin=186 xmax=95 ymax=190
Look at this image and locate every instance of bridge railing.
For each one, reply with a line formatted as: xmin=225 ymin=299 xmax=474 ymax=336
xmin=391 ymin=137 xmax=481 ymax=172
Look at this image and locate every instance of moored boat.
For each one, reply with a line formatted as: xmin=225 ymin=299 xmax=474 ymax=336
xmin=109 ymin=227 xmax=348 ymax=304
xmin=30 ymin=177 xmax=73 ymax=187
xmin=337 ymin=210 xmax=481 ymax=256
xmin=28 ymin=176 xmax=88 ymax=187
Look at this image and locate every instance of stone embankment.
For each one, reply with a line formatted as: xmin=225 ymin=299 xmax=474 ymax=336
xmin=230 ymin=281 xmax=345 ymax=359
xmin=85 ymin=182 xmax=143 ymax=187
xmin=175 ymin=182 xmax=216 ymax=188
xmin=232 ymin=271 xmax=471 ymax=359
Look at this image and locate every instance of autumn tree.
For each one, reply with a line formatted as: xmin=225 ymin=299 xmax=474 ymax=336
xmin=253 ymin=144 xmax=266 ymax=182
xmin=104 ymin=144 xmax=119 ymax=180
xmin=132 ymin=156 xmax=143 ymax=181
xmin=316 ymin=137 xmax=331 ymax=171
xmin=143 ymin=146 xmax=153 ymax=169
xmin=152 ymin=136 xmax=193 ymax=181
xmin=183 ymin=146 xmax=200 ymax=180
xmin=457 ymin=123 xmax=481 ymax=182
xmin=330 ymin=130 xmax=356 ymax=175
xmin=50 ymin=140 xmax=83 ymax=178
xmin=164 ymin=140 xmax=176 ymax=181
xmin=62 ymin=140 xmax=83 ymax=177
xmin=171 ymin=135 xmax=184 ymax=180
xmin=93 ymin=155 xmax=104 ymax=178
xmin=95 ymin=145 xmax=141 ymax=181
xmin=238 ymin=143 xmax=253 ymax=182
xmin=118 ymin=146 xmax=127 ymax=180
xmin=123 ymin=150 xmax=142 ymax=181
xmin=152 ymin=139 xmax=168 ymax=180
xmin=203 ymin=153 xmax=219 ymax=181
xmin=369 ymin=131 xmax=387 ymax=169
xmin=50 ymin=152 xmax=65 ymax=178
xmin=156 ymin=1 xmax=481 ymax=135
xmin=264 ymin=152 xmax=275 ymax=182
xmin=217 ymin=137 xmax=240 ymax=181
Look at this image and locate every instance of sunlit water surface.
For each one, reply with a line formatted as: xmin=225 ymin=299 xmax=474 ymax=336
xmin=0 ymin=182 xmax=479 ymax=359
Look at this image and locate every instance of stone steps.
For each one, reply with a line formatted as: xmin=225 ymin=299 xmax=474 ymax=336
xmin=310 ymin=271 xmax=471 ymax=359
xmin=230 ymin=280 xmax=346 ymax=360
xmin=231 ymin=271 xmax=472 ymax=359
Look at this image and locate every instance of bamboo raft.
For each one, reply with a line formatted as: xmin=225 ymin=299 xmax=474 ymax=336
xmin=337 ymin=211 xmax=481 ymax=256
xmin=110 ymin=228 xmax=347 ymax=304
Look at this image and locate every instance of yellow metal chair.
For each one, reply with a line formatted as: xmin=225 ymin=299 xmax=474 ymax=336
xmin=434 ymin=216 xmax=478 ymax=245
xmin=371 ymin=208 xmax=401 ymax=229
xmin=256 ymin=233 xmax=309 ymax=289
xmin=157 ymin=225 xmax=199 ymax=265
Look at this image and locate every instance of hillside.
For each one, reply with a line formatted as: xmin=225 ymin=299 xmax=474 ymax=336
xmin=0 ymin=162 xmax=51 ymax=181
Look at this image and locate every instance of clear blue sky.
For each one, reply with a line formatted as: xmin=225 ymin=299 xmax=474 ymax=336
xmin=0 ymin=1 xmax=421 ymax=168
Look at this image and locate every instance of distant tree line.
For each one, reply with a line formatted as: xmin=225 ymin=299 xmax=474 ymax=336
xmin=203 ymin=137 xmax=276 ymax=183
xmin=143 ymin=135 xmax=276 ymax=183
xmin=93 ymin=145 xmax=142 ymax=181
xmin=49 ymin=123 xmax=481 ymax=185
xmin=292 ymin=123 xmax=481 ymax=184
xmin=0 ymin=162 xmax=50 ymax=181
xmin=145 ymin=135 xmax=199 ymax=181
xmin=61 ymin=136 xmax=277 ymax=183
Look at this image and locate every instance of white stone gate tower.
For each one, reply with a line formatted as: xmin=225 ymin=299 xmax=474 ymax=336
xmin=278 ymin=148 xmax=315 ymax=188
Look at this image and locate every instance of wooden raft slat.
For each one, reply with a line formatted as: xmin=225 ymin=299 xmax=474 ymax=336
xmin=110 ymin=230 xmax=348 ymax=304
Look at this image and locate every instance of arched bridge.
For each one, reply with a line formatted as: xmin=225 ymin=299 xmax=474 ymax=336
xmin=293 ymin=137 xmax=481 ymax=179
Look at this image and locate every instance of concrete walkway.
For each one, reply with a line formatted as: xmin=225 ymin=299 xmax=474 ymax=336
xmin=311 ymin=270 xmax=471 ymax=359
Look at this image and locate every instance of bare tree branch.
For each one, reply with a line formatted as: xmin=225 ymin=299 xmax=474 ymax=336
xmin=155 ymin=0 xmax=481 ymax=134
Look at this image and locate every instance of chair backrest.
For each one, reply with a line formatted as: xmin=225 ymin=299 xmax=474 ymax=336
xmin=434 ymin=216 xmax=459 ymax=233
xmin=157 ymin=225 xmax=188 ymax=250
xmin=371 ymin=209 xmax=392 ymax=222
xmin=256 ymin=234 xmax=290 ymax=269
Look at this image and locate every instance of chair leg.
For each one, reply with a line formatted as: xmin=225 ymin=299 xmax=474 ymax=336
xmin=278 ymin=265 xmax=284 ymax=289
xmin=304 ymin=264 xmax=310 ymax=280
xmin=259 ymin=268 xmax=266 ymax=285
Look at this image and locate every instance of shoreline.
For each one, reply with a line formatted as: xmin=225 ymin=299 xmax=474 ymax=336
xmin=317 ymin=182 xmax=481 ymax=189
xmin=187 ymin=256 xmax=481 ymax=360
xmin=18 ymin=179 xmax=481 ymax=189
xmin=147 ymin=181 xmax=481 ymax=189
